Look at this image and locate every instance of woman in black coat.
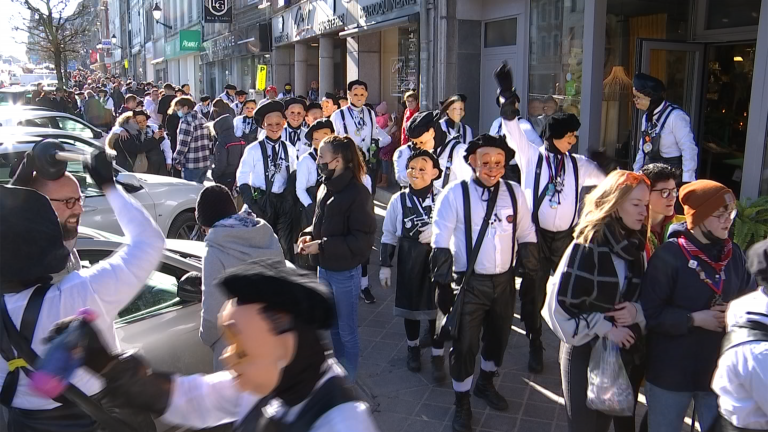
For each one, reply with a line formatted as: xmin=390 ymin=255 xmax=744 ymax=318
xmin=108 ymin=111 xmax=164 ymax=173
xmin=297 ymin=135 xmax=376 ymax=383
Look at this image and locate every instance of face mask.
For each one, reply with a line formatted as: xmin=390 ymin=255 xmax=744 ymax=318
xmin=176 ymin=109 xmax=185 ymax=118
xmin=318 ymin=160 xmax=335 ymax=178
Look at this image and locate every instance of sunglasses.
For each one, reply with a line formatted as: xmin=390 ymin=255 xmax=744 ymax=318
xmin=651 ymin=188 xmax=679 ymax=199
xmin=49 ymin=196 xmax=84 ymax=210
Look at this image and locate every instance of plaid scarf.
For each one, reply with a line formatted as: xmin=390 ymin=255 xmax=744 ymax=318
xmin=557 ymin=219 xmax=646 ymax=337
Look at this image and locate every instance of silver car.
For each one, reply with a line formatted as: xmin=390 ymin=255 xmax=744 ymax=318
xmin=0 ymin=108 xmax=106 ymax=144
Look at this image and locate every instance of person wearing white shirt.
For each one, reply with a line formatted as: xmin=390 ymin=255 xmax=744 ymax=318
xmin=277 ymin=82 xmax=294 ymax=99
xmin=712 ymin=240 xmax=768 ymax=432
xmin=330 ymin=80 xmax=392 ymax=199
xmin=439 ymin=94 xmax=473 ymax=145
xmin=283 ymin=97 xmax=312 ymax=158
xmin=233 ymin=99 xmax=261 ymax=144
xmin=394 ymin=110 xmax=473 ymax=189
xmin=219 ymin=84 xmax=238 ymax=107
xmin=96 ymin=88 xmax=114 ymax=111
xmin=194 ymin=95 xmax=212 ymax=121
xmin=0 ymin=151 xmax=164 ymax=430
xmin=496 ymin=62 xmax=605 ymax=374
xmin=490 ymin=108 xmax=543 ymax=184
xmin=232 ymin=90 xmax=247 ymax=116
xmin=631 ymin=73 xmax=698 ymax=182
xmin=237 ymin=100 xmax=298 ymax=262
xmin=144 ymin=88 xmax=162 ymax=125
xmin=430 ymin=135 xmax=538 ymax=432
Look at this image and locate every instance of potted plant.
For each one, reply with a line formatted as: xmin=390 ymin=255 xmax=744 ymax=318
xmin=733 ymin=196 xmax=768 ymax=251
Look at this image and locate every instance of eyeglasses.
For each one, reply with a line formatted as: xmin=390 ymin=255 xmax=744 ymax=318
xmin=618 ymin=172 xmax=650 ymax=187
xmin=710 ymin=209 xmax=738 ymax=223
xmin=651 ymin=188 xmax=679 ymax=199
xmin=49 ymin=196 xmax=84 ymax=209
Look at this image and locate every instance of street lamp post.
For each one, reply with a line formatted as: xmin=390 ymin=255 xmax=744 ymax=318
xmin=152 ymin=3 xmax=172 ymax=30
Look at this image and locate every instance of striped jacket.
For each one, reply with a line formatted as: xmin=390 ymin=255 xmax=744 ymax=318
xmin=173 ymin=110 xmax=213 ymax=169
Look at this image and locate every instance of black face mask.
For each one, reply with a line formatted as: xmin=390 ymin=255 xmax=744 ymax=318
xmin=701 ymin=224 xmax=726 ymax=246
xmin=318 ymin=159 xmax=336 ymax=178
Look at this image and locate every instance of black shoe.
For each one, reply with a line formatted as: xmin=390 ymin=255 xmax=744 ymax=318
xmin=473 ymin=370 xmax=508 ymax=411
xmin=452 ymin=391 xmax=472 ymax=432
xmin=419 ymin=326 xmax=432 ymax=348
xmin=431 ymin=355 xmax=446 ymax=383
xmin=360 ymin=287 xmax=376 ymax=304
xmin=528 ymin=338 xmax=544 ymax=374
xmin=406 ymin=346 xmax=421 ymax=372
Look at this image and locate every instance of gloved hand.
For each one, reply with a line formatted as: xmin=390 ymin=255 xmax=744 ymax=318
xmin=380 ymin=243 xmax=396 ymax=268
xmin=238 ymin=184 xmax=256 ymax=210
xmin=379 ymin=267 xmax=391 ymax=288
xmin=84 ymin=150 xmax=115 ymax=189
xmin=44 ymin=312 xmax=115 ymax=374
xmin=10 ymin=151 xmax=35 ymax=187
xmin=418 ymin=225 xmax=433 ymax=244
xmin=430 ymin=248 xmax=454 ymax=286
xmin=436 ymin=284 xmax=454 ymax=315
xmin=494 ymin=62 xmax=521 ymax=121
xmin=517 ymin=242 xmax=541 ymax=280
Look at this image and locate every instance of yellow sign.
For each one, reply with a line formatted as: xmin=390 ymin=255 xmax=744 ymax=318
xmin=124 ymin=59 xmax=129 ymax=69
xmin=256 ymin=65 xmax=267 ymax=91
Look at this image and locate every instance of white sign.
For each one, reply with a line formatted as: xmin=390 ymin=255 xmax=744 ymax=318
xmin=355 ymin=0 xmax=418 ymax=26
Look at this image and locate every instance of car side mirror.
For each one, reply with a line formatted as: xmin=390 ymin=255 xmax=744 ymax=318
xmin=93 ymin=129 xmax=103 ymax=139
xmin=178 ymin=271 xmax=203 ymax=303
xmin=115 ymin=172 xmax=143 ymax=192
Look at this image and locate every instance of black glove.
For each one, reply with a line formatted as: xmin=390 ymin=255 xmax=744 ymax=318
xmin=517 ymin=242 xmax=540 ymax=280
xmin=84 ymin=150 xmax=115 ymax=189
xmin=238 ymin=183 xmax=256 ymax=209
xmin=44 ymin=314 xmax=114 ymax=374
xmin=430 ymin=247 xmax=454 ymax=286
xmin=494 ymin=62 xmax=521 ymax=121
xmin=102 ymin=353 xmax=173 ymax=417
xmin=436 ymin=283 xmax=455 ymax=315
xmin=9 ymin=151 xmax=35 ymax=187
xmin=380 ymin=242 xmax=396 ymax=268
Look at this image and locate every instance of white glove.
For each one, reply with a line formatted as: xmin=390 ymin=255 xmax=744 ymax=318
xmin=418 ymin=225 xmax=433 ymax=244
xmin=379 ymin=267 xmax=392 ymax=288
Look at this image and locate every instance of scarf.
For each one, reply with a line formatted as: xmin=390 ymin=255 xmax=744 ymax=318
xmin=285 ymin=124 xmax=302 ymax=146
xmin=408 ymin=183 xmax=433 ymax=201
xmin=677 ymin=234 xmax=733 ymax=303
xmin=556 ymin=218 xmax=646 ymax=337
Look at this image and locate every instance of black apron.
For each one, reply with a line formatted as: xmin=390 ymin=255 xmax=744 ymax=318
xmin=393 ymin=191 xmax=437 ymax=320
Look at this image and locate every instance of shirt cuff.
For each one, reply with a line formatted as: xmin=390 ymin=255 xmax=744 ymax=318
xmin=682 ymin=171 xmax=696 ymax=183
xmin=594 ymin=318 xmax=614 ymax=338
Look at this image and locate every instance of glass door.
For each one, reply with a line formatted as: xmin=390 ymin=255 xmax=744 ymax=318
xmin=631 ymin=40 xmax=705 ymax=172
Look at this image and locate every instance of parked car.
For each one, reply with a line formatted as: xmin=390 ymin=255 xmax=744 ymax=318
xmin=0 ymin=133 xmax=205 ymax=241
xmin=0 ymin=87 xmax=31 ymax=106
xmin=0 ymin=108 xmax=105 ymax=144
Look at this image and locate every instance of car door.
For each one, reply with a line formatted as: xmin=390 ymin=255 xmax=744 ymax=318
xmin=52 ymin=116 xmax=105 ymax=144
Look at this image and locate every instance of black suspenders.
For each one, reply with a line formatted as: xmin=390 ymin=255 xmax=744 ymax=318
xmin=532 ymin=151 xmax=580 ymax=229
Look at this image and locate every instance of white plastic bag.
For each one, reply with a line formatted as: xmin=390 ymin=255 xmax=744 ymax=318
xmin=586 ymin=338 xmax=634 ymax=416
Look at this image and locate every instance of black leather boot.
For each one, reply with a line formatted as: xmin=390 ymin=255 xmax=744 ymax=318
xmin=528 ymin=337 xmax=544 ymax=374
xmin=473 ymin=370 xmax=508 ymax=411
xmin=431 ymin=355 xmax=446 ymax=383
xmin=406 ymin=345 xmax=421 ymax=372
xmin=452 ymin=391 xmax=472 ymax=432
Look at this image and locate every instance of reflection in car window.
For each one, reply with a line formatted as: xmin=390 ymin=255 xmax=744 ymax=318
xmin=20 ymin=118 xmax=53 ymax=128
xmin=57 ymin=117 xmax=94 ymax=139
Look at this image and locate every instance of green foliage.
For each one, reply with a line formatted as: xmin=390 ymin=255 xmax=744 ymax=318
xmin=734 ymin=196 xmax=768 ymax=251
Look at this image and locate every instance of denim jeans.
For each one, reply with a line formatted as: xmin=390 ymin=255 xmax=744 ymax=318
xmin=319 ymin=266 xmax=361 ymax=382
xmin=182 ymin=167 xmax=208 ymax=184
xmin=645 ymin=382 xmax=719 ymax=432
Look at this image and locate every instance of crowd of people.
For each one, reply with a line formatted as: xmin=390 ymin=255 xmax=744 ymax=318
xmin=0 ymin=62 xmax=767 ymax=432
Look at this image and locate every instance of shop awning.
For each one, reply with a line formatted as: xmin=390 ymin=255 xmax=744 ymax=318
xmin=339 ymin=15 xmax=416 ymax=38
xmin=151 ymin=57 xmax=165 ymax=65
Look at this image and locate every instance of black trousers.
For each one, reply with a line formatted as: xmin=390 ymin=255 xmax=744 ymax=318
xmin=519 ymin=228 xmax=573 ymax=339
xmin=404 ymin=319 xmax=445 ymax=350
xmin=253 ymin=191 xmax=295 ymax=262
xmin=450 ymin=272 xmax=515 ymax=382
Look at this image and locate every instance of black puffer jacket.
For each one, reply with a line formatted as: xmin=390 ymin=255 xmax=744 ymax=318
xmin=211 ymin=115 xmax=247 ymax=190
xmin=306 ymin=170 xmax=376 ymax=271
xmin=640 ymin=224 xmax=756 ymax=392
xmin=114 ymin=133 xmax=162 ymax=173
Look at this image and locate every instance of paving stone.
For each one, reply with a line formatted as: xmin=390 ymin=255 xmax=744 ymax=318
xmin=552 ymin=423 xmax=569 ymax=432
xmin=380 ymin=330 xmax=407 ymax=342
xmin=372 ymin=412 xmax=410 ymax=432
xmin=521 ymin=402 xmax=557 ymax=421
xmin=480 ymin=412 xmax=519 ymax=431
xmin=377 ymin=395 xmax=420 ymax=417
xmin=361 ymin=349 xmax=394 ymax=365
xmin=367 ymin=369 xmax=430 ymax=395
xmin=414 ymin=402 xmax=453 ymax=423
xmin=361 ymin=318 xmax=393 ymax=329
xmin=359 ymin=327 xmax=385 ymax=340
xmin=368 ymin=339 xmax=403 ymax=354
xmin=360 ymin=337 xmax=378 ymax=353
xmin=425 ymin=387 xmax=458 ymax=406
xmin=402 ymin=418 xmax=444 ymax=432
xmin=398 ymin=385 xmax=432 ymax=402
xmin=496 ymin=383 xmax=529 ymax=402
xmin=516 ymin=418 xmax=554 ymax=432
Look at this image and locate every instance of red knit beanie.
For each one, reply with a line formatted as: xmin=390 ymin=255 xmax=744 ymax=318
xmin=679 ymin=180 xmax=736 ymax=230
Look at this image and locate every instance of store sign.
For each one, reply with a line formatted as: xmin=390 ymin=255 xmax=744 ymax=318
xmin=356 ymin=0 xmax=418 ymax=26
xmin=145 ymin=42 xmax=154 ymax=60
xmin=271 ymin=0 xmax=345 ymax=44
xmin=180 ymin=30 xmax=202 ymax=51
xmin=204 ymin=0 xmax=232 ymax=23
xmin=272 ymin=11 xmax=291 ymax=45
xmin=201 ymin=32 xmax=236 ymax=63
xmin=256 ymin=65 xmax=268 ymax=91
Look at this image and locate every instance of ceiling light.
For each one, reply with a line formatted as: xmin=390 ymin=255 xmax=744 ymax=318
xmin=734 ymin=56 xmax=744 ymax=62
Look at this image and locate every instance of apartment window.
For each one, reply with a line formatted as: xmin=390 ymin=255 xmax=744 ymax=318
xmin=540 ymin=35 xmax=549 ymax=56
xmin=539 ymin=1 xmax=549 ymax=23
xmin=484 ymin=18 xmax=517 ymax=48
xmin=554 ymin=0 xmax=562 ymax=21
xmin=552 ymin=32 xmax=560 ymax=56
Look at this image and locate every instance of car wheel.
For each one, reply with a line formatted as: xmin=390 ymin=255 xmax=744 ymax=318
xmin=168 ymin=211 xmax=205 ymax=241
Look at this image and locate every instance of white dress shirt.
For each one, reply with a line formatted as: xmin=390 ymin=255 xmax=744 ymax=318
xmin=632 ymin=101 xmax=698 ymax=182
xmin=382 ymin=188 xmax=440 ymax=245
xmin=194 ymin=103 xmax=211 ymax=119
xmin=218 ymin=92 xmax=237 ymax=107
xmin=393 ymin=141 xmax=473 ymax=188
xmin=490 ymin=117 xmax=543 ymax=167
xmin=503 ymin=118 xmax=605 ymax=232
xmin=0 ymin=187 xmax=164 ymax=409
xmin=296 ymin=149 xmax=320 ymax=207
xmin=712 ymin=288 xmax=768 ymax=429
xmin=330 ymin=105 xmax=392 ymax=155
xmin=232 ymin=101 xmax=243 ymax=116
xmin=234 ymin=115 xmax=261 ymax=142
xmin=100 ymin=96 xmax=114 ymax=111
xmin=160 ymin=360 xmax=379 ymax=431
xmin=145 ymin=98 xmax=161 ymax=125
xmin=431 ymin=179 xmax=536 ymax=275
xmin=283 ymin=125 xmax=312 ymax=158
xmin=236 ymin=139 xmax=298 ymax=194
xmin=439 ymin=118 xmax=474 ymax=145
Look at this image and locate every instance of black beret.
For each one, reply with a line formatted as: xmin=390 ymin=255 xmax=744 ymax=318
xmin=306 ymin=102 xmax=322 ymax=112
xmin=283 ymin=97 xmax=307 ymax=111
xmin=219 ymin=260 xmax=334 ymax=330
xmin=464 ymin=133 xmax=515 ymax=164
xmin=633 ymin=73 xmax=666 ymax=99
xmin=748 ymin=238 xmax=768 ymax=288
xmin=440 ymin=94 xmax=467 ymax=111
xmin=338 ymin=95 xmax=348 ymax=101
xmin=544 ymin=113 xmax=581 ymax=141
xmin=255 ymin=100 xmax=285 ymax=123
xmin=235 ymin=90 xmax=248 ymax=96
xmin=297 ymin=95 xmax=308 ymax=101
xmin=347 ymin=80 xmax=368 ymax=92
xmin=96 ymin=88 xmax=108 ymax=94
xmin=224 ymin=84 xmax=237 ymax=90
xmin=0 ymin=185 xmax=70 ymax=284
xmin=75 ymin=91 xmax=85 ymax=96
xmin=407 ymin=148 xmax=443 ymax=180
xmin=304 ymin=118 xmax=335 ymax=142
xmin=200 ymin=95 xmax=211 ymax=102
xmin=323 ymin=92 xmax=336 ymax=100
xmin=406 ymin=110 xmax=439 ymax=139
xmin=242 ymin=99 xmax=258 ymax=107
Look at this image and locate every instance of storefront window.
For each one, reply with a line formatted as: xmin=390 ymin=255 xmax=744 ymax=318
xmin=528 ymin=0 xmax=584 ymax=137
xmin=380 ymin=24 xmax=419 ymax=108
xmin=706 ymin=0 xmax=761 ymax=30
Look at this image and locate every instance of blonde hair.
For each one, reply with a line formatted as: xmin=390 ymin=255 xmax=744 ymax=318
xmin=573 ymin=170 xmax=650 ymax=244
xmin=106 ymin=111 xmax=134 ymax=150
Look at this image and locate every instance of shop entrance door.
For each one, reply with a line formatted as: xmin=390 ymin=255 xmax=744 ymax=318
xmin=480 ymin=51 xmax=517 ymax=134
xmin=632 ymin=39 xmax=705 ymax=176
